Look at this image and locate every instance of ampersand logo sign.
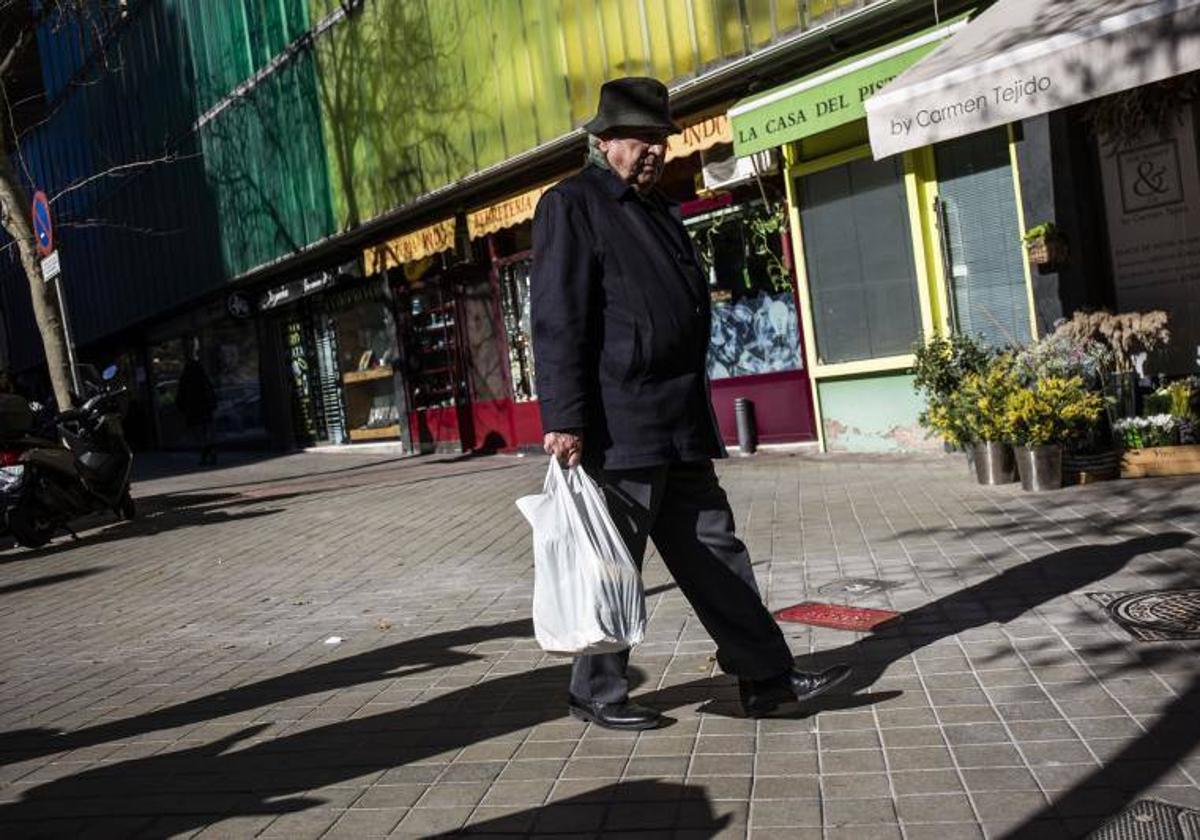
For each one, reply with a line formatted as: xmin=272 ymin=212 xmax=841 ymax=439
xmin=1117 ymin=139 xmax=1184 ymax=213
xmin=1132 ymin=160 xmax=1170 ymax=198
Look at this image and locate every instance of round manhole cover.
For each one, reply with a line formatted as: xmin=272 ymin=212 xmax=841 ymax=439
xmin=1109 ymin=589 xmax=1200 ymax=638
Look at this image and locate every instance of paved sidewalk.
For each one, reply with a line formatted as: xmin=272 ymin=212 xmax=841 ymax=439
xmin=0 ymin=449 xmax=1198 ymax=839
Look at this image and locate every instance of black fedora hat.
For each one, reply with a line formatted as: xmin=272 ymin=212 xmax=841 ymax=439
xmin=584 ymin=77 xmax=681 ymax=136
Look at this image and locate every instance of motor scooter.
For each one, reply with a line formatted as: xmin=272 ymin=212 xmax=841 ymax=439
xmin=0 ymin=365 xmax=135 ymax=549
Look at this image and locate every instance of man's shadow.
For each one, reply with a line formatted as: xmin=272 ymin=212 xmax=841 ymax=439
xmin=801 ymin=532 xmax=1194 ymax=709
xmin=0 ymin=534 xmax=1187 ymax=836
xmin=651 ymin=532 xmax=1192 ymax=717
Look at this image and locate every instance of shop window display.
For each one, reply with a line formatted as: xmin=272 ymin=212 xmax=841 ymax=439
xmin=498 ymin=257 xmax=536 ymax=401
xmin=325 ymin=284 xmax=404 ymax=442
xmin=400 ymin=279 xmax=463 ymax=412
xmin=685 ymin=201 xmax=802 ymax=379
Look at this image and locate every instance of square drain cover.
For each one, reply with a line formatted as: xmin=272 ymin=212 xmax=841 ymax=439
xmin=774 ymin=601 xmax=901 ymax=632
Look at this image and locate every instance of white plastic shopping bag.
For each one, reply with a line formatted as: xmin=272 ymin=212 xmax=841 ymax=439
xmin=516 ymin=459 xmax=646 ymax=656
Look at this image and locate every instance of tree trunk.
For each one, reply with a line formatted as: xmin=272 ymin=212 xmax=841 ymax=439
xmin=0 ymin=154 xmax=73 ymax=409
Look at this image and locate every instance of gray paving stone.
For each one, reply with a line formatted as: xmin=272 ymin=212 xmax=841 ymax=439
xmin=749 ymin=798 xmax=822 ymax=827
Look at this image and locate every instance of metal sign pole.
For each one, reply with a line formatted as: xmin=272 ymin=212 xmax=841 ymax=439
xmin=52 ymin=271 xmax=80 ymax=398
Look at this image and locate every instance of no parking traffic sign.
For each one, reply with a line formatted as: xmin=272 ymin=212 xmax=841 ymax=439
xmin=31 ymin=190 xmax=53 ymax=256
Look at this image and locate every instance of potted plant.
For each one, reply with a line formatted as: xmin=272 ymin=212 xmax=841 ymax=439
xmin=1022 ymin=222 xmax=1069 ymax=268
xmin=1003 ymin=375 xmax=1104 ymax=491
xmin=1013 ymin=329 xmax=1118 ymax=484
xmin=912 ymin=333 xmax=992 ymax=473
xmin=957 ymin=355 xmax=1021 ymax=484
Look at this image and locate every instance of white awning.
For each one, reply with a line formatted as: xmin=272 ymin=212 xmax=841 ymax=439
xmin=865 ymin=0 xmax=1200 ymax=159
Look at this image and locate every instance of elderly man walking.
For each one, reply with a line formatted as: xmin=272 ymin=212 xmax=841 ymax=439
xmin=530 ymin=77 xmax=852 ymax=730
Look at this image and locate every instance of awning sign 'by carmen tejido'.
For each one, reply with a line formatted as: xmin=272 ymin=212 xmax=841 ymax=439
xmin=865 ymin=0 xmax=1200 ymax=160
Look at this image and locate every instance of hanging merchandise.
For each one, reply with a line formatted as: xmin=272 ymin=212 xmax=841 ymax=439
xmin=313 ymin=314 xmax=347 ymax=444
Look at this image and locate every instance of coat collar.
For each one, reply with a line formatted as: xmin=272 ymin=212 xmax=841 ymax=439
xmin=583 ymin=163 xmax=678 ymax=209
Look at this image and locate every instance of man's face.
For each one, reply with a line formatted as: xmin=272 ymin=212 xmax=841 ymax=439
xmin=600 ymin=129 xmax=668 ymax=191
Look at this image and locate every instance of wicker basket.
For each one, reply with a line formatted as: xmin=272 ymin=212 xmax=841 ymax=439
xmin=1026 ymin=235 xmax=1069 ymax=267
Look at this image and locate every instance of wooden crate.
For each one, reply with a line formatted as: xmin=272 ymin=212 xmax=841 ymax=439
xmin=348 ymin=424 xmax=402 ymax=442
xmin=1120 ymin=444 xmax=1200 ymax=478
xmin=343 ymin=367 xmax=392 ymax=384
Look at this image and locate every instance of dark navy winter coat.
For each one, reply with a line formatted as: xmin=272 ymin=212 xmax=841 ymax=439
xmin=530 ymin=163 xmax=724 ymax=470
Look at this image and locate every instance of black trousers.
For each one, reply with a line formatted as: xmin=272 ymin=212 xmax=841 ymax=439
xmin=571 ymin=460 xmax=794 ymax=704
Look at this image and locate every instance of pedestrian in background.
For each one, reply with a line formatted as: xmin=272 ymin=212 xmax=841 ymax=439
xmin=530 ymin=77 xmax=852 ymax=730
xmin=176 ymin=342 xmax=218 ymax=466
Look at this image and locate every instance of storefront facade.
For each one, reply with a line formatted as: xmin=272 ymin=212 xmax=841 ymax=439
xmin=730 ymin=16 xmax=1038 ymax=451
xmin=863 ymin=0 xmax=1200 ymax=392
xmin=349 ymin=111 xmax=819 ymax=455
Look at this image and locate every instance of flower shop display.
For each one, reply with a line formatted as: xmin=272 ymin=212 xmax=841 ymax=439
xmin=1116 ymin=376 xmax=1200 ymax=479
xmin=1002 ymin=376 xmax=1104 ymax=491
xmin=1052 ymin=310 xmax=1171 ymax=419
xmin=912 ymin=313 xmax=1194 ymax=489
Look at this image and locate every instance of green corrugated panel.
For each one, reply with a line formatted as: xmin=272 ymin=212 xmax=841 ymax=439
xmin=424 ymin=0 xmax=477 ymax=188
xmin=306 ymin=0 xmax=878 ymax=239
xmin=179 ymin=0 xmax=311 ymax=112
xmin=199 ymin=47 xmax=335 ymax=276
xmin=525 ymin=0 xmax=574 ymax=141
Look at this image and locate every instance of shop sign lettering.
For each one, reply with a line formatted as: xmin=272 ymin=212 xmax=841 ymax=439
xmin=732 ymin=39 xmax=942 ymax=157
xmin=885 ymin=75 xmax=1052 ymax=140
xmin=468 ymin=184 xmax=555 ymax=239
xmin=666 ymin=114 xmax=733 ymax=161
xmin=259 ymin=269 xmax=339 ymax=311
xmin=365 ymin=219 xmax=456 ymax=274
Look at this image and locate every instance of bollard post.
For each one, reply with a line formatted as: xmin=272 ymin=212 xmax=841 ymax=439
xmin=734 ymin=397 xmax=757 ymax=455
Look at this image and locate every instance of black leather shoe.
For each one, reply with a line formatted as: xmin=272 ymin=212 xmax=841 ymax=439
xmin=568 ymin=696 xmax=662 ymax=731
xmin=739 ymin=664 xmax=853 ymax=717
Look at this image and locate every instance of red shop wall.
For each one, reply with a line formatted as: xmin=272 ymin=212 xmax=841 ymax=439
xmin=503 ymin=369 xmax=815 ymax=451
xmin=709 ymin=369 xmax=816 ymax=445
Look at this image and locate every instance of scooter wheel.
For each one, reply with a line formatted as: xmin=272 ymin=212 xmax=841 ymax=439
xmin=7 ymin=507 xmax=53 ymax=549
xmin=119 ymin=493 xmax=136 ymax=521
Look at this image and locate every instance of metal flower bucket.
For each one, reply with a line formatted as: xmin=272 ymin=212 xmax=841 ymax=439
xmin=973 ymin=441 xmax=1016 ymax=485
xmin=1015 ymin=444 xmax=1063 ymax=492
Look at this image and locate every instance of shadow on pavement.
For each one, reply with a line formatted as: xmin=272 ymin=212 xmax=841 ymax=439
xmin=889 ymin=478 xmax=1200 ymax=545
xmin=429 ymin=779 xmax=733 ymax=836
xmin=804 ymin=533 xmax=1193 ymax=702
xmin=0 ymin=491 xmax=319 ymax=562
xmin=0 ymin=618 xmax=536 ymax=768
xmin=0 ymin=568 xmax=105 ymax=596
xmin=0 ymin=535 xmax=1189 ymax=834
xmin=132 ymin=450 xmax=527 ymax=499
xmin=1002 ymin=673 xmax=1200 ymax=839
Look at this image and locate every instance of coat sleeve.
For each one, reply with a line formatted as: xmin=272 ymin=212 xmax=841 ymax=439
xmin=530 ymin=190 xmax=598 ymax=434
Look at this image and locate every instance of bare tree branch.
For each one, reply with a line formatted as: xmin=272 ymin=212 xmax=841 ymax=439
xmin=57 ymin=218 xmax=187 ymax=237
xmin=0 ymin=30 xmax=28 ymax=78
xmin=0 ymin=79 xmax=35 ymax=189
xmin=48 ymin=151 xmax=200 ymax=204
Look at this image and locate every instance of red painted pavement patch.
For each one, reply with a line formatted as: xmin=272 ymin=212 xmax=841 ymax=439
xmin=774 ymin=602 xmax=902 ymax=632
